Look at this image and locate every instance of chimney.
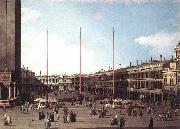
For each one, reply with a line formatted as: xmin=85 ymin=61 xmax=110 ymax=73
xmin=164 ymin=57 xmax=166 ymax=61
xmin=130 ymin=62 xmax=132 ymax=67
xmin=27 ymin=67 xmax=28 ymax=70
xmin=171 ymin=55 xmax=174 ymax=60
xmin=141 ymin=60 xmax=142 ymax=65
xmin=160 ymin=55 xmax=162 ymax=61
xmin=136 ymin=60 xmax=139 ymax=66
xmin=151 ymin=57 xmax=153 ymax=62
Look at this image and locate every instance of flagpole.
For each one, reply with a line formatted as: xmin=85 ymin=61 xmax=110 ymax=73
xmin=46 ymin=29 xmax=49 ymax=106
xmin=79 ymin=27 xmax=82 ymax=95
xmin=113 ymin=27 xmax=115 ymax=97
xmin=5 ymin=0 xmax=7 ymax=69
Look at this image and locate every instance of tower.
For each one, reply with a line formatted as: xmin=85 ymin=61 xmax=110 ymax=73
xmin=0 ymin=0 xmax=21 ymax=99
xmin=175 ymin=42 xmax=180 ymax=83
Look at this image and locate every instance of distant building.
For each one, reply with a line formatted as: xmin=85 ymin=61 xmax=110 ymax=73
xmin=127 ymin=58 xmax=167 ymax=103
xmin=59 ymin=74 xmax=73 ymax=91
xmin=36 ymin=74 xmax=73 ymax=92
xmin=72 ymin=68 xmax=128 ymax=98
xmin=127 ymin=43 xmax=180 ymax=103
xmin=163 ymin=62 xmax=177 ymax=101
xmin=36 ymin=75 xmax=57 ymax=92
xmin=21 ymin=66 xmax=36 ymax=94
xmin=0 ymin=0 xmax=21 ymax=100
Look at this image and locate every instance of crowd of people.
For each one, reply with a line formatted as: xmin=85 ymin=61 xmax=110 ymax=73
xmin=0 ymin=90 xmax=179 ymax=129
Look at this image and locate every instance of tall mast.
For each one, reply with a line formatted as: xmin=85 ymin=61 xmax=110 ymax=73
xmin=113 ymin=27 xmax=115 ymax=96
xmin=46 ymin=29 xmax=49 ymax=103
xmin=5 ymin=0 xmax=7 ymax=69
xmin=79 ymin=27 xmax=82 ymax=94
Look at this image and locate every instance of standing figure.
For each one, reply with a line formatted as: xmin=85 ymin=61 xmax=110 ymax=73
xmin=63 ymin=114 xmax=67 ymax=123
xmin=120 ymin=117 xmax=125 ymax=129
xmin=3 ymin=104 xmax=6 ymax=112
xmin=149 ymin=117 xmax=154 ymax=129
xmin=45 ymin=118 xmax=51 ymax=129
xmin=67 ymin=113 xmax=71 ymax=122
xmin=139 ymin=109 xmax=143 ymax=118
xmin=56 ymin=113 xmax=60 ymax=120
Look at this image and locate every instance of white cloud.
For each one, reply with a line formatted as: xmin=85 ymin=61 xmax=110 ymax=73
xmin=22 ymin=7 xmax=42 ymax=24
xmin=94 ymin=11 xmax=104 ymax=20
xmin=22 ymin=31 xmax=95 ymax=75
xmin=45 ymin=0 xmax=180 ymax=4
xmin=46 ymin=0 xmax=114 ymax=3
xmin=134 ymin=31 xmax=180 ymax=55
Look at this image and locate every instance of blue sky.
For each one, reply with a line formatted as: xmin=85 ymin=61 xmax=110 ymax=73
xmin=21 ymin=0 xmax=180 ymax=75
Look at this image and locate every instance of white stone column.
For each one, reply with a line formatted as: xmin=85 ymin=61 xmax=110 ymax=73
xmin=9 ymin=87 xmax=11 ymax=98
xmin=14 ymin=86 xmax=16 ymax=98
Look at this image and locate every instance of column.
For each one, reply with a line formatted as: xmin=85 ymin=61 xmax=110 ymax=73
xmin=161 ymin=93 xmax=163 ymax=103
xmin=154 ymin=93 xmax=156 ymax=102
xmin=9 ymin=87 xmax=11 ymax=98
xmin=14 ymin=85 xmax=16 ymax=98
xmin=0 ymin=86 xmax=1 ymax=99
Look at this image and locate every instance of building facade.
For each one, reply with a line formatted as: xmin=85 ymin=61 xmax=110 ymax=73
xmin=36 ymin=74 xmax=73 ymax=92
xmin=72 ymin=68 xmax=128 ymax=98
xmin=59 ymin=74 xmax=73 ymax=91
xmin=163 ymin=62 xmax=177 ymax=101
xmin=0 ymin=0 xmax=21 ymax=100
xmin=127 ymin=42 xmax=180 ymax=104
xmin=21 ymin=67 xmax=36 ymax=95
xmin=127 ymin=59 xmax=167 ymax=103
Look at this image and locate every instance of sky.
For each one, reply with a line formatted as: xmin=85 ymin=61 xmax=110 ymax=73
xmin=21 ymin=0 xmax=180 ymax=75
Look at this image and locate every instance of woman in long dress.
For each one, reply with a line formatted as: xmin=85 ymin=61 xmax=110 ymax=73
xmin=67 ymin=113 xmax=71 ymax=122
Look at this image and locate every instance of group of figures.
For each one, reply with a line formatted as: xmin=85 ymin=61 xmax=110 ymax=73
xmin=89 ymin=105 xmax=108 ymax=118
xmin=4 ymin=114 xmax=12 ymax=126
xmin=127 ymin=106 xmax=144 ymax=117
xmin=109 ymin=115 xmax=126 ymax=129
xmin=63 ymin=107 xmax=77 ymax=123
xmin=20 ymin=101 xmax=30 ymax=114
xmin=39 ymin=111 xmax=55 ymax=122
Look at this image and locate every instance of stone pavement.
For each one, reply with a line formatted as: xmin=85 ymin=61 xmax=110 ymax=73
xmin=0 ymin=101 xmax=179 ymax=129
